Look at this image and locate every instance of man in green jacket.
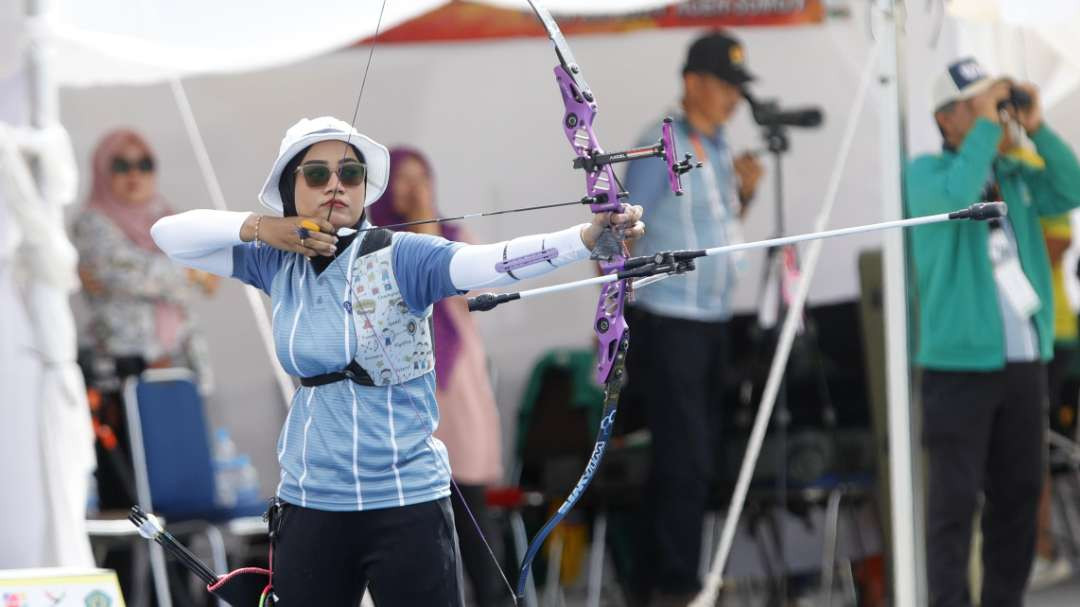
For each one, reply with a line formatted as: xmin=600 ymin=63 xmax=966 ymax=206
xmin=906 ymin=57 xmax=1080 ymax=607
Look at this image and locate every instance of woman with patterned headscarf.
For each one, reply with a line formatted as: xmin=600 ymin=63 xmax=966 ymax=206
xmin=72 ymin=129 xmax=218 ymax=391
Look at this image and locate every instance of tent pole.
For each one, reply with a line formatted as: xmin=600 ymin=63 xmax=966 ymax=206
xmin=168 ymin=78 xmax=296 ymax=411
xmin=875 ymin=1 xmax=926 ymax=605
xmin=25 ymin=0 xmax=55 ymax=131
xmin=688 ymin=42 xmax=884 ymax=607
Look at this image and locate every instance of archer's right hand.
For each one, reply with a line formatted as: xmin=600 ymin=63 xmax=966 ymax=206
xmin=241 ymin=214 xmax=338 ymax=257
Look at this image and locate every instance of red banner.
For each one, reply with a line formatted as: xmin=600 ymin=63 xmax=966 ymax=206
xmin=364 ymin=0 xmax=825 ymax=45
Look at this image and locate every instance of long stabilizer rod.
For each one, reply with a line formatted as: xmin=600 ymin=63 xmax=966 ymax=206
xmin=467 ymin=202 xmax=1005 ymax=312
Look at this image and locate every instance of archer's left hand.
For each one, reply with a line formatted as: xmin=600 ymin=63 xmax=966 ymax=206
xmin=581 ymin=204 xmax=645 ymax=250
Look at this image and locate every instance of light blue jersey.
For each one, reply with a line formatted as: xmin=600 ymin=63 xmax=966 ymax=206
xmin=232 ymin=230 xmax=464 ymax=511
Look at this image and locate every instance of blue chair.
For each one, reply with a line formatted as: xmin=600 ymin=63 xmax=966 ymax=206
xmin=124 ymin=368 xmax=266 ymax=606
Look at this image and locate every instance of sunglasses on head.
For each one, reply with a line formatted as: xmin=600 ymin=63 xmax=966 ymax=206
xmin=295 ymin=161 xmax=367 ymax=188
xmin=111 ymin=156 xmax=155 ymax=174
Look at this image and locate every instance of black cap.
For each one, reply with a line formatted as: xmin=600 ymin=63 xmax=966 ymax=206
xmin=683 ymin=31 xmax=755 ymax=86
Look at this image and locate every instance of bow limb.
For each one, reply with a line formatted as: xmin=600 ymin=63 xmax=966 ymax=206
xmin=512 ymin=4 xmax=629 ymax=599
xmin=512 ymin=1 xmax=697 ymax=600
xmin=513 ymin=331 xmax=629 ymax=601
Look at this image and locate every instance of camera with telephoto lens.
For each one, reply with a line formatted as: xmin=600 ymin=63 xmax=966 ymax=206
xmin=997 ymin=85 xmax=1032 ymax=111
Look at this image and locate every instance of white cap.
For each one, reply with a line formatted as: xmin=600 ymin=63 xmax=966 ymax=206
xmin=931 ymin=57 xmax=999 ymax=112
xmin=258 ymin=116 xmax=390 ymax=214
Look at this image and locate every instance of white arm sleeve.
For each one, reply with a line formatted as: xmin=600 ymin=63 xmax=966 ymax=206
xmin=150 ymin=209 xmax=252 ymax=276
xmin=449 ymin=223 xmax=592 ymax=290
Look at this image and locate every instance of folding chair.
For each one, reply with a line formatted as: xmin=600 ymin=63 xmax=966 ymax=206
xmin=124 ymin=368 xmax=265 ymax=606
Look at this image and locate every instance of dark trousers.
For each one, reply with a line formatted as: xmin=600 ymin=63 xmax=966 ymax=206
xmin=451 ymin=483 xmax=511 ymax=607
xmin=626 ymin=307 xmax=728 ymax=598
xmin=1047 ymin=345 xmax=1077 ymax=435
xmin=272 ymin=498 xmax=464 ymax=606
xmin=922 ymin=363 xmax=1047 ymax=607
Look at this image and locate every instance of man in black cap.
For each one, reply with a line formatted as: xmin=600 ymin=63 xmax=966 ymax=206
xmin=623 ymin=30 xmax=762 ymax=606
xmin=682 ymin=30 xmax=756 ymax=148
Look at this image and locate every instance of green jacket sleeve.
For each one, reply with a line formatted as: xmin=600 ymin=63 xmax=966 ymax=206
xmin=1027 ymin=124 xmax=1080 ymax=216
xmin=906 ymin=118 xmax=1001 ymax=216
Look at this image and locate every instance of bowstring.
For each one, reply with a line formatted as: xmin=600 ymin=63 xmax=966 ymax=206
xmin=333 ymin=249 xmax=518 ymax=603
xmin=364 ymin=296 xmax=517 ymax=602
xmin=329 ymin=0 xmax=389 ymax=223
xmin=326 ymin=0 xmax=519 ymax=601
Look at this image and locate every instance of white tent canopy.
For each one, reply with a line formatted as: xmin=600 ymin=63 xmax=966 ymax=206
xmin=10 ymin=0 xmax=676 ymax=87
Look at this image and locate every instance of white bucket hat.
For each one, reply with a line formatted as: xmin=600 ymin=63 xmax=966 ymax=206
xmin=258 ymin=116 xmax=390 ymax=214
xmin=931 ymin=57 xmax=1000 ymax=112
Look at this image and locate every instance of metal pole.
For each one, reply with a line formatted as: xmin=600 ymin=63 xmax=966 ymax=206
xmin=25 ymin=0 xmax=55 ymax=131
xmin=169 ymin=78 xmax=296 ymax=411
xmin=875 ymin=1 xmax=925 ymax=605
xmin=688 ymin=42 xmax=884 ymax=607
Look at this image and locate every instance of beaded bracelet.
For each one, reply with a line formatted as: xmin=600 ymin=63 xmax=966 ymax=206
xmin=253 ymin=214 xmax=262 ymax=248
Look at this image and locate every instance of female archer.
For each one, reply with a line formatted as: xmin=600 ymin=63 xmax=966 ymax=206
xmin=151 ymin=116 xmax=644 ymax=606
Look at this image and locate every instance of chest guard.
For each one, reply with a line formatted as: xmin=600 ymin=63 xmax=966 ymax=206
xmin=347 ymin=230 xmax=435 ymax=387
xmin=297 ymin=229 xmax=435 ymax=389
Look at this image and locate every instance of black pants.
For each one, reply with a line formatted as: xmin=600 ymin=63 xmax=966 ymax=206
xmin=922 ymin=363 xmax=1047 ymax=607
xmin=451 ymin=483 xmax=511 ymax=607
xmin=272 ymin=498 xmax=464 ymax=606
xmin=1047 ymin=345 xmax=1077 ymax=435
xmin=626 ymin=307 xmax=728 ymax=598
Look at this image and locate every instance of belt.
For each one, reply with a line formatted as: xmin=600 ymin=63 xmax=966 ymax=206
xmin=299 ymin=360 xmax=375 ymax=387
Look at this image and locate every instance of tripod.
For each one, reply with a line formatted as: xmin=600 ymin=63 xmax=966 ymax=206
xmin=744 ymin=120 xmax=838 ymax=606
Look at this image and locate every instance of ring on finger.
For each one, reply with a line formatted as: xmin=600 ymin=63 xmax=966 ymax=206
xmin=300 ymin=238 xmax=306 ymax=248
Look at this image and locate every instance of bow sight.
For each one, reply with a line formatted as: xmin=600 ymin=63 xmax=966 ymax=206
xmin=571 ymin=117 xmax=701 ymax=196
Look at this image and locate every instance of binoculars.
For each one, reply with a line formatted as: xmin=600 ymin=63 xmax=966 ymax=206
xmin=997 ymin=85 xmax=1033 ymax=111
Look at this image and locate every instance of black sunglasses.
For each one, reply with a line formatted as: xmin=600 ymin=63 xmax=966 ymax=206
xmin=295 ymin=161 xmax=367 ymax=188
xmin=111 ymin=156 xmax=155 ymax=174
